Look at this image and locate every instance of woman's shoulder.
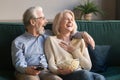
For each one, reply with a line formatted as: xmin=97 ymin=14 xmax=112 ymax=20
xmin=46 ymin=36 xmax=57 ymax=41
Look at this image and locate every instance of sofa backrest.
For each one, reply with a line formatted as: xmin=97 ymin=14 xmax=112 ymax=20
xmin=76 ymin=20 xmax=120 ymax=66
xmin=0 ymin=23 xmax=25 ymax=71
xmin=0 ymin=20 xmax=120 ymax=71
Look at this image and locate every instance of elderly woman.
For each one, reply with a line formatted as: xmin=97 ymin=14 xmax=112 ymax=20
xmin=45 ymin=10 xmax=105 ymax=80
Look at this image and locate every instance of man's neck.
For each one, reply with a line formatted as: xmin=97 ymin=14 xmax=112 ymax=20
xmin=27 ymin=28 xmax=40 ymax=37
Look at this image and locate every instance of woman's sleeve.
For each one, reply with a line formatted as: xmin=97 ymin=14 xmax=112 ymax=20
xmin=71 ymin=39 xmax=92 ymax=70
xmin=44 ymin=37 xmax=59 ymax=74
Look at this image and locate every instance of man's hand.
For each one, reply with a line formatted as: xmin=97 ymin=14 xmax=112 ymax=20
xmin=25 ymin=66 xmax=40 ymax=75
xmin=82 ymin=31 xmax=95 ymax=49
xmin=73 ymin=31 xmax=95 ymax=49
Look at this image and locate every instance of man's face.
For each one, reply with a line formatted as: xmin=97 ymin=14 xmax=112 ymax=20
xmin=34 ymin=10 xmax=48 ymax=34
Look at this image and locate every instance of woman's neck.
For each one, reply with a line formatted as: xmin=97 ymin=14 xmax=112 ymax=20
xmin=57 ymin=33 xmax=71 ymax=43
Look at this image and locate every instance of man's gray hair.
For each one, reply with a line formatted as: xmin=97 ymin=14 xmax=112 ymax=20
xmin=23 ymin=6 xmax=43 ymax=27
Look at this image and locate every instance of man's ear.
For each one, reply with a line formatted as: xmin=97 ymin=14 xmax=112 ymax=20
xmin=30 ymin=19 xmax=36 ymax=26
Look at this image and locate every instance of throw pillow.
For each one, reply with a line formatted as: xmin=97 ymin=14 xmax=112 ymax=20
xmin=88 ymin=45 xmax=111 ymax=72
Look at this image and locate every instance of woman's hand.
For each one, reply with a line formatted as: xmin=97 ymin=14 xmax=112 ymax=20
xmin=59 ymin=42 xmax=75 ymax=53
xmin=57 ymin=68 xmax=72 ymax=75
xmin=25 ymin=66 xmax=40 ymax=75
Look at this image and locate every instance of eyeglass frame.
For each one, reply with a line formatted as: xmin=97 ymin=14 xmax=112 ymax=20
xmin=34 ymin=17 xmax=46 ymax=20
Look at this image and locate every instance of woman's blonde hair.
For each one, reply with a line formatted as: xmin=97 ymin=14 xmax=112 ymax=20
xmin=52 ymin=10 xmax=78 ymax=35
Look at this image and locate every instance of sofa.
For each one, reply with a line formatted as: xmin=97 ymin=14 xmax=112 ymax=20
xmin=0 ymin=20 xmax=120 ymax=80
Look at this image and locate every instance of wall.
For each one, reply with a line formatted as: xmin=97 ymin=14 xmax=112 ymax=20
xmin=92 ymin=0 xmax=116 ymax=20
xmin=0 ymin=0 xmax=116 ymax=22
xmin=101 ymin=0 xmax=116 ymax=20
xmin=0 ymin=0 xmax=79 ymax=22
xmin=116 ymin=0 xmax=120 ymax=19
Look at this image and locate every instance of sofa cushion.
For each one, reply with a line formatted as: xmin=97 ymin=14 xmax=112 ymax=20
xmin=100 ymin=67 xmax=120 ymax=80
xmin=88 ymin=45 xmax=111 ymax=72
xmin=0 ymin=71 xmax=14 ymax=80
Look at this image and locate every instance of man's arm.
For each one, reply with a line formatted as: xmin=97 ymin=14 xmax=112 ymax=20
xmin=11 ymin=40 xmax=27 ymax=73
xmin=73 ymin=31 xmax=95 ymax=49
xmin=11 ymin=40 xmax=40 ymax=75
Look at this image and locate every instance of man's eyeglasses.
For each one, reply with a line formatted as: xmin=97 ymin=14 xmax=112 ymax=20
xmin=34 ymin=17 xmax=45 ymax=20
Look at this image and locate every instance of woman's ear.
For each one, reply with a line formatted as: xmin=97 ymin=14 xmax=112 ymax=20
xmin=30 ymin=19 xmax=36 ymax=26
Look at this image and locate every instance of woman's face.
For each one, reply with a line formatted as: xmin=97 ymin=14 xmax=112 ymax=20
xmin=59 ymin=12 xmax=74 ymax=34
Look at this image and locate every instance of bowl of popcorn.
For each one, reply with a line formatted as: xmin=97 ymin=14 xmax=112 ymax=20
xmin=57 ymin=59 xmax=79 ymax=72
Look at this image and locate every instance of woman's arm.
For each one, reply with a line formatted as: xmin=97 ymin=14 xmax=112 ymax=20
xmin=71 ymin=39 xmax=92 ymax=70
xmin=44 ymin=37 xmax=59 ymax=74
xmin=58 ymin=38 xmax=92 ymax=70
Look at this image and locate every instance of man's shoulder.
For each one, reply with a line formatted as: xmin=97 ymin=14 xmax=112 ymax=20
xmin=13 ymin=33 xmax=27 ymax=43
xmin=44 ymin=30 xmax=53 ymax=36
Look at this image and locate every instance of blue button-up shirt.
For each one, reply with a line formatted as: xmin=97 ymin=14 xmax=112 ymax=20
xmin=11 ymin=30 xmax=52 ymax=73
